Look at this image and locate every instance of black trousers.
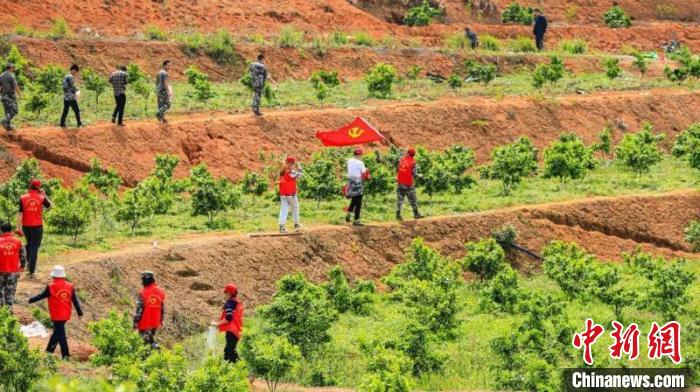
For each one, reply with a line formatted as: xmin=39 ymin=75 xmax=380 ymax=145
xmin=60 ymin=100 xmax=81 ymax=127
xmin=224 ymin=332 xmax=239 ymax=363
xmin=112 ymin=94 xmax=126 ymax=124
xmin=47 ymin=321 xmax=70 ymax=358
xmin=348 ymin=195 xmax=363 ymax=220
xmin=535 ymin=34 xmax=545 ymax=51
xmin=23 ymin=225 xmax=43 ymax=274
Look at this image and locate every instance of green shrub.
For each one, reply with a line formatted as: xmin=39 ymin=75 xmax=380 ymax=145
xmin=359 ymin=346 xmax=413 ymax=392
xmin=353 ymin=31 xmax=375 ymax=47
xmin=113 ymin=346 xmax=186 ymax=390
xmin=414 ymin=148 xmax=450 ymax=197
xmin=542 ymin=241 xmax=599 ymax=300
xmin=47 ymin=17 xmax=71 ymax=40
xmin=444 ymin=33 xmax=470 ymax=51
xmin=88 ymin=311 xmax=145 ymax=366
xmin=480 ymin=35 xmax=501 ymax=51
xmin=310 ymin=69 xmax=340 ymax=100
xmin=242 ymin=171 xmax=269 ymax=204
xmin=480 ymin=137 xmax=538 ymax=195
xmin=463 ymin=60 xmax=497 ymax=84
xmin=240 ymin=333 xmax=301 ymax=392
xmin=509 ymin=36 xmax=536 ymax=53
xmin=685 ymin=220 xmax=700 ymax=252
xmin=82 ymin=67 xmax=108 ymax=107
xmin=203 ymin=29 xmax=237 ymax=65
xmin=0 ymin=308 xmax=43 ymax=392
xmin=672 ymin=123 xmax=700 ymax=171
xmin=362 ymin=151 xmax=393 ymax=199
xmin=46 ymin=182 xmax=96 ymax=240
xmin=258 ymin=273 xmax=338 ymax=358
xmin=184 ymin=65 xmax=216 ymax=103
xmin=404 ymin=0 xmax=442 ymax=26
xmin=177 ymin=31 xmax=205 ymax=57
xmin=23 ymin=84 xmax=51 ymax=119
xmin=4 ymin=45 xmax=29 ymax=87
xmin=33 ymin=64 xmax=64 ymax=94
xmin=311 ymin=35 xmax=330 ymax=55
xmin=13 ymin=24 xmax=35 ymax=37
xmin=184 ymin=356 xmax=249 ymax=392
xmin=603 ymin=57 xmax=622 ymax=79
xmin=481 ymin=265 xmax=522 ymax=313
xmin=594 ymin=126 xmax=613 ymax=159
xmin=603 ymin=6 xmax=632 ymax=28
xmin=189 ymin=164 xmax=242 ymax=225
xmin=323 ymin=265 xmax=376 ymax=315
xmin=330 ymin=31 xmax=349 ymax=47
xmin=501 ymin=3 xmax=534 ymax=25
xmin=298 ymin=151 xmax=342 ymax=205
xmin=406 ymin=65 xmax=423 ymax=80
xmin=365 ymin=63 xmax=397 ymax=98
xmin=558 ymin=39 xmax=587 ymax=55
xmin=447 ymin=74 xmax=462 ymax=88
xmin=632 ymin=51 xmax=648 ymax=77
xmin=532 ymin=55 xmax=565 ymax=88
xmin=462 ymin=238 xmax=506 ymax=282
xmin=542 ymin=133 xmax=596 ymax=184
xmin=278 ymin=26 xmax=304 ymax=48
xmin=143 ymin=24 xmax=168 ymax=41
xmin=615 ymin=123 xmax=665 ymax=179
xmin=85 ymin=158 xmax=122 ymax=195
xmin=115 ymin=187 xmax=153 ymax=235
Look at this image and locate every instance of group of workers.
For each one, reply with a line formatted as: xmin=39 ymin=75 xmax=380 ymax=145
xmin=0 ymin=179 xmax=244 ymax=362
xmin=0 ymin=53 xmax=272 ymax=131
xmin=464 ymin=9 xmax=548 ymax=51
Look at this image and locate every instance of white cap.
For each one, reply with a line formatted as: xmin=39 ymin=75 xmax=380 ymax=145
xmin=51 ymin=265 xmax=66 ymax=278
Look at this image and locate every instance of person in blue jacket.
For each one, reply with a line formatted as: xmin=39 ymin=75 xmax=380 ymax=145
xmin=533 ymin=9 xmax=548 ymax=51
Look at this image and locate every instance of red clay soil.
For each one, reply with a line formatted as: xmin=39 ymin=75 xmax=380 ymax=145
xmin=11 ymin=190 xmax=700 ymax=343
xmin=0 ymin=89 xmax=697 ymax=185
xmin=10 ymin=36 xmax=671 ymax=84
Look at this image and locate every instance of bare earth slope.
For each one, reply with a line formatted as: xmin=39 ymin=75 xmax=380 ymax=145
xmin=1 ymin=89 xmax=697 ymax=185
xmin=13 ymin=190 xmax=700 ymax=342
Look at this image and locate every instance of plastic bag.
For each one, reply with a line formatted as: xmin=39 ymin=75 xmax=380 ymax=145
xmin=21 ymin=321 xmax=49 ymax=338
xmin=206 ymin=325 xmax=217 ymax=350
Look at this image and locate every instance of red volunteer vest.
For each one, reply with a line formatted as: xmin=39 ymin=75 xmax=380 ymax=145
xmin=20 ymin=190 xmax=46 ymax=227
xmin=0 ymin=233 xmax=22 ymax=273
xmin=48 ymin=278 xmax=74 ymax=321
xmin=137 ymin=283 xmax=166 ymax=331
xmin=219 ymin=300 xmax=244 ymax=338
xmin=279 ymin=170 xmax=298 ymax=196
xmin=397 ymin=156 xmax=416 ymax=187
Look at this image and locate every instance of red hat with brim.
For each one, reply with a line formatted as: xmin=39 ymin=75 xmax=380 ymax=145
xmin=224 ymin=283 xmax=238 ymax=296
xmin=354 ymin=148 xmax=363 ymax=156
xmin=29 ymin=179 xmax=42 ymax=189
xmin=286 ymin=156 xmax=296 ymax=164
xmin=407 ymin=148 xmax=416 ymax=156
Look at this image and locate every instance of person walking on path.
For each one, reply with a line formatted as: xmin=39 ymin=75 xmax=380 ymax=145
xmin=533 ymin=9 xmax=548 ymax=51
xmin=109 ymin=65 xmax=128 ymax=126
xmin=0 ymin=223 xmax=26 ymax=312
xmin=0 ymin=63 xmax=21 ymax=131
xmin=396 ymin=148 xmax=424 ymax=221
xmin=156 ymin=60 xmax=172 ymax=123
xmin=133 ymin=271 xmax=166 ymax=349
xmin=17 ymin=179 xmax=52 ymax=279
xmin=278 ymin=156 xmax=303 ymax=233
xmin=60 ymin=64 xmax=82 ymax=128
xmin=345 ymin=148 xmax=369 ymax=226
xmin=29 ymin=265 xmax=83 ymax=360
xmin=465 ymin=27 xmax=479 ymax=49
xmin=249 ymin=54 xmax=270 ymax=116
xmin=216 ymin=283 xmax=244 ymax=363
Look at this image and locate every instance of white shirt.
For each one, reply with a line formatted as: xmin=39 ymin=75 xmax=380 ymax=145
xmin=347 ymin=158 xmax=367 ymax=179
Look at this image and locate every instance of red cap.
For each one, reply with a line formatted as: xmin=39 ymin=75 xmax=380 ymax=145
xmin=407 ymin=148 xmax=416 ymax=156
xmin=354 ymin=148 xmax=363 ymax=156
xmin=224 ymin=283 xmax=238 ymax=296
xmin=29 ymin=179 xmax=42 ymax=189
xmin=286 ymin=156 xmax=296 ymax=164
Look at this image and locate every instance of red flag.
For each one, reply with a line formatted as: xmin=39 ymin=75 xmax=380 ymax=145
xmin=315 ymin=117 xmax=385 ymax=147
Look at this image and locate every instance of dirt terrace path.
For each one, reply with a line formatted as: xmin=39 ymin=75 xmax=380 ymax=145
xmin=11 ymin=189 xmax=700 ymax=344
xmin=1 ymin=88 xmax=698 ymax=185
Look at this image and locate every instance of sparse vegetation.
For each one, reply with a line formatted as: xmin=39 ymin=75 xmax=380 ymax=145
xmin=558 ymin=39 xmax=587 ymax=55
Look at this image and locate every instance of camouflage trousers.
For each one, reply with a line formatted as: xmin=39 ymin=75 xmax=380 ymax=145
xmin=397 ymin=184 xmax=420 ymax=216
xmin=1 ymin=95 xmax=18 ymax=125
xmin=140 ymin=329 xmax=159 ymax=349
xmin=0 ymin=273 xmax=19 ymax=309
xmin=251 ymin=86 xmax=262 ymax=113
xmin=156 ymin=91 xmax=170 ymax=119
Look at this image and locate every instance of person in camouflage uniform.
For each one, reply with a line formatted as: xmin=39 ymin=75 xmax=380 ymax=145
xmin=0 ymin=63 xmax=21 ymax=131
xmin=396 ymin=148 xmax=424 ymax=221
xmin=156 ymin=60 xmax=172 ymax=123
xmin=0 ymin=223 xmax=27 ymax=312
xmin=249 ymin=54 xmax=268 ymax=116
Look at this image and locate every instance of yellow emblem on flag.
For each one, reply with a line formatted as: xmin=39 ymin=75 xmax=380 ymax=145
xmin=348 ymin=127 xmax=365 ymax=138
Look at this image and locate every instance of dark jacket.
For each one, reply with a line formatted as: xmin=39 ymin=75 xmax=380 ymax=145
xmin=533 ymin=15 xmax=548 ymax=36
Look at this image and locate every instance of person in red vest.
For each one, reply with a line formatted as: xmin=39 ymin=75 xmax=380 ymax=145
xmin=29 ymin=265 xmax=83 ymax=359
xmin=0 ymin=222 xmax=26 ymax=312
xmin=278 ymin=156 xmax=303 ymax=233
xmin=17 ymin=179 xmax=52 ymax=279
xmin=133 ymin=271 xmax=166 ymax=349
xmin=217 ymin=283 xmax=244 ymax=363
xmin=396 ymin=148 xmax=424 ymax=221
